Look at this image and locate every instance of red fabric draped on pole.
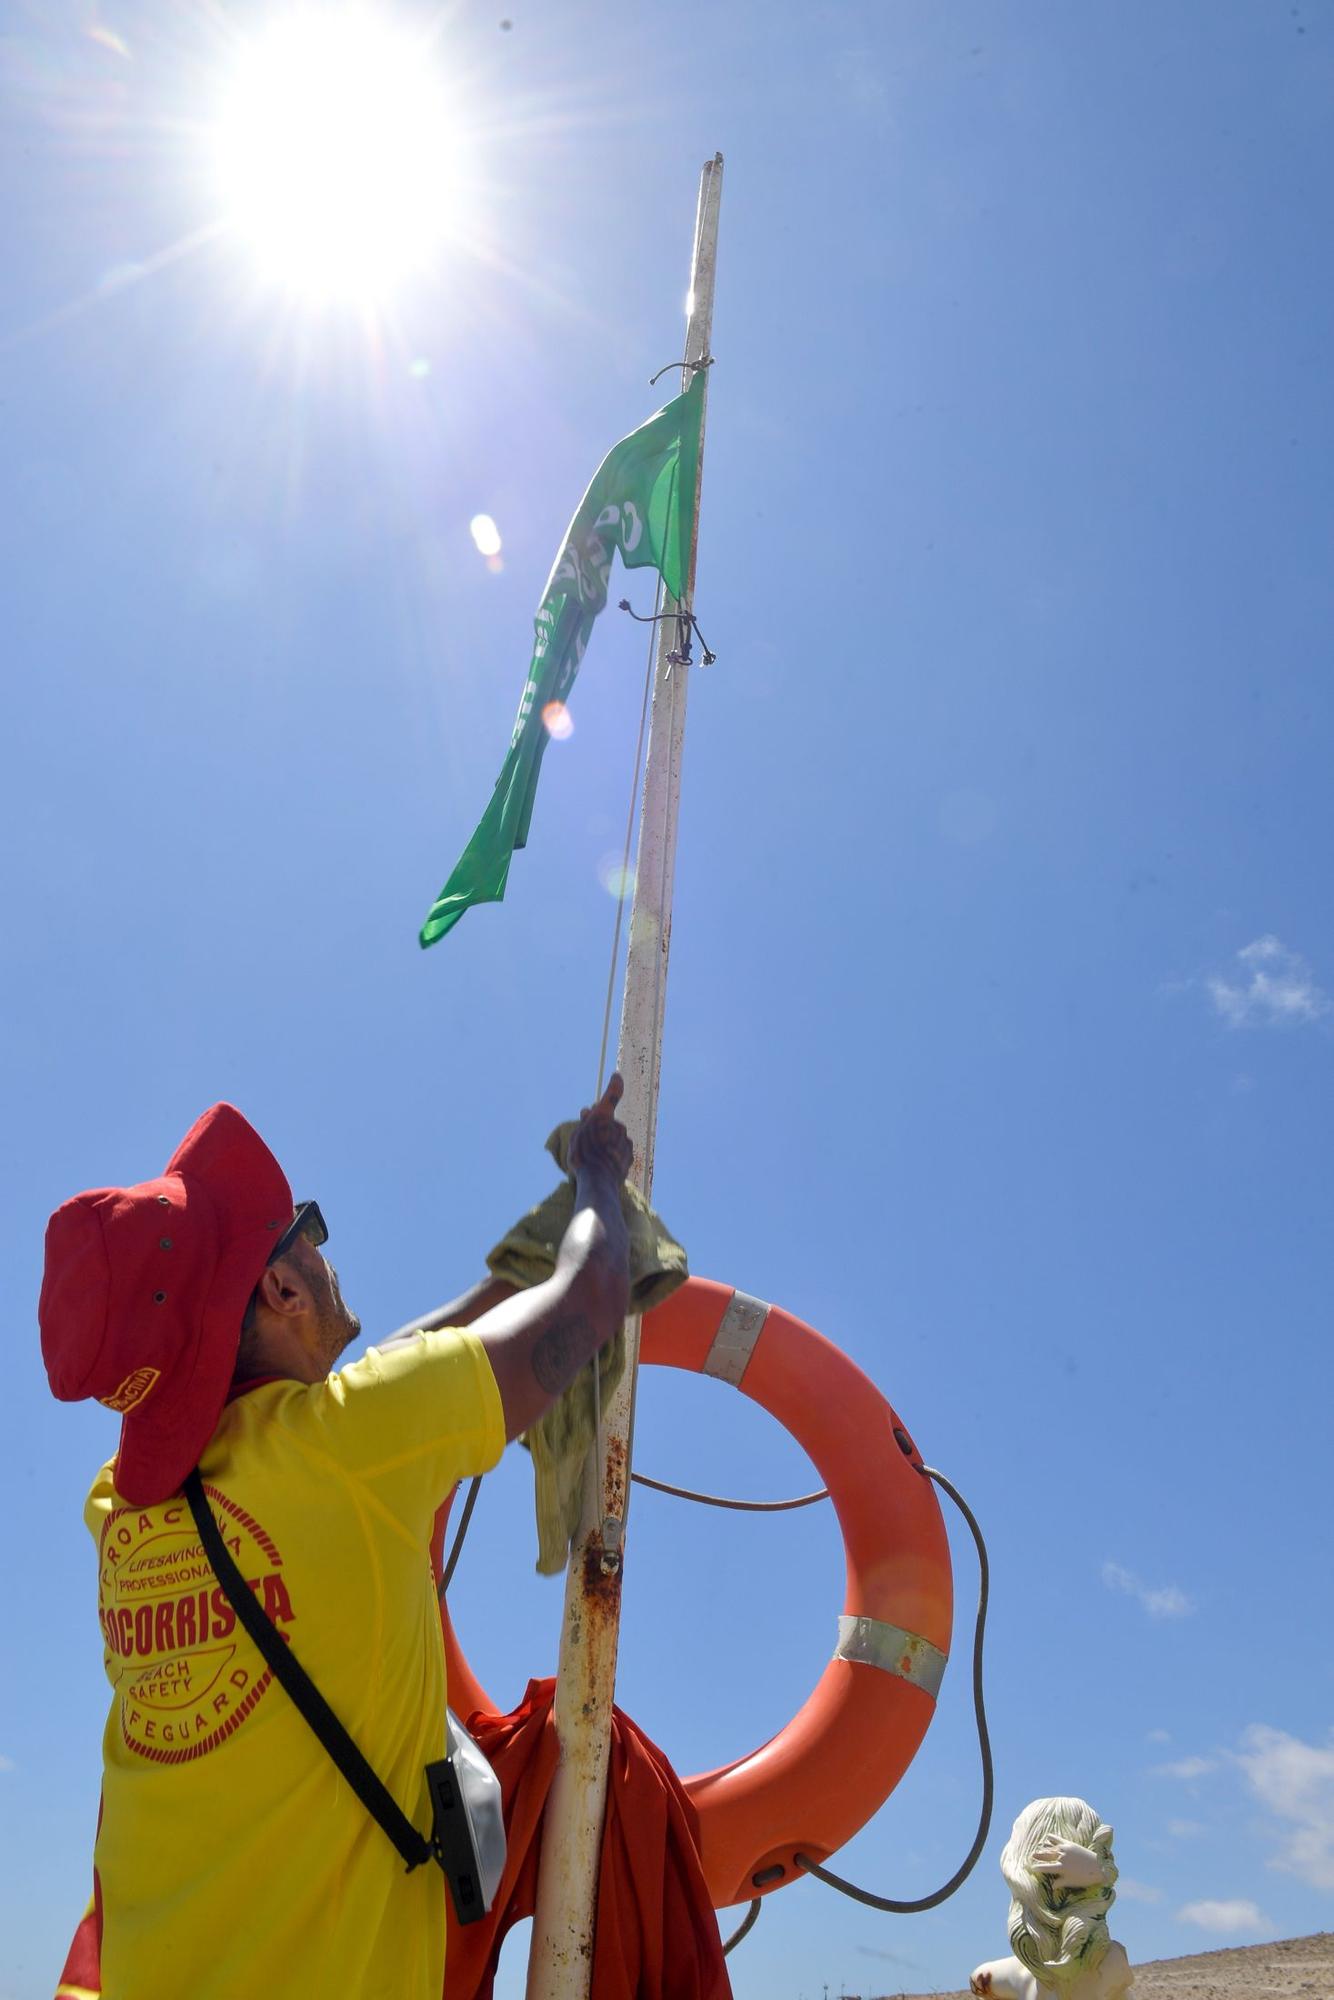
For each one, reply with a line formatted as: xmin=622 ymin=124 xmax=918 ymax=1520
xmin=446 ymin=1678 xmax=733 ymax=2000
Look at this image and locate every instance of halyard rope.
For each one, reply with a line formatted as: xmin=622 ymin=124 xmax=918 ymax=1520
xmin=593 ymin=568 xmax=662 ymax=1103
xmin=591 ymin=561 xmax=664 ymax=1506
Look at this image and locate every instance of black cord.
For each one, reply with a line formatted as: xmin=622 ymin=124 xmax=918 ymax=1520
xmin=437 ymin=1466 xmax=826 ymax=1599
xmin=631 ymin=1470 xmax=828 ymax=1511
xmin=721 ymin=1898 xmax=762 ymax=1957
xmin=632 ymin=1454 xmax=993 ymax=1932
xmin=438 ymin=1476 xmax=482 ymax=1599
xmin=793 ymin=1464 xmax=992 ymax=1912
xmin=427 ymin=1457 xmax=992 ymax=1924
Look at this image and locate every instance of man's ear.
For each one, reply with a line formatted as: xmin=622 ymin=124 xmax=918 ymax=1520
xmin=252 ymin=1255 xmax=312 ymax=1321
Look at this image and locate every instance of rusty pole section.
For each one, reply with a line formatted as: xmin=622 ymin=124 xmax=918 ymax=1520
xmin=525 ymin=154 xmax=723 ymax=2000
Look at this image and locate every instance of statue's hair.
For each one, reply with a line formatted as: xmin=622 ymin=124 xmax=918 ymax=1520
xmin=1000 ymin=1797 xmax=1117 ymax=1999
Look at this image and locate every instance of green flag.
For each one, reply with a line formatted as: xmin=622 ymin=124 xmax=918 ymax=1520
xmin=420 ymin=372 xmax=705 ymax=948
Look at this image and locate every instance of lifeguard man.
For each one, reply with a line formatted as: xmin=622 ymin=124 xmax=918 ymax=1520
xmin=42 ymin=1078 xmax=632 ymax=2000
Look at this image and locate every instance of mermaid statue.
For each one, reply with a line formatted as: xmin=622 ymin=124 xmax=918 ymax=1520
xmin=970 ymin=1797 xmax=1134 ymax=2000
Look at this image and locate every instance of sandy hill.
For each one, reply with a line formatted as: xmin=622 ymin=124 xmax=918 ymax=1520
xmin=880 ymin=1931 xmax=1334 ymax=2000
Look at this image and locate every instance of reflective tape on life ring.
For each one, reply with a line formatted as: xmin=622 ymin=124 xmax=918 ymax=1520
xmin=439 ymin=1276 xmax=953 ymax=1910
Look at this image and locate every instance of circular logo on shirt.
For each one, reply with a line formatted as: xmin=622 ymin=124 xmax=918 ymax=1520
xmin=97 ymin=1486 xmax=296 ymax=1763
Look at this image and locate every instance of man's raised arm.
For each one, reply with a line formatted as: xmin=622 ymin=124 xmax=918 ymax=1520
xmin=393 ymin=1076 xmax=632 ymax=1441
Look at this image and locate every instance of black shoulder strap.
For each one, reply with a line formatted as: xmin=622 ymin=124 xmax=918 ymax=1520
xmin=183 ymin=1468 xmax=434 ymax=1872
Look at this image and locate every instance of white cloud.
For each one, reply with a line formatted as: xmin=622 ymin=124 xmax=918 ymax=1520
xmin=1103 ymin=1560 xmax=1195 ymax=1619
xmin=1153 ymin=1756 xmax=1217 ymax=1781
xmin=1234 ymin=1724 xmax=1334 ymax=1890
xmin=1146 ymin=1728 xmax=1172 ymax=1745
xmin=1168 ymin=1819 xmax=1207 ymax=1838
xmin=1176 ymin=1898 xmax=1270 ymax=1934
xmin=1207 ymin=935 xmax=1330 ymax=1029
xmin=0 ymin=1754 xmax=12 ymax=1773
xmin=1116 ymin=1878 xmax=1164 ymax=1904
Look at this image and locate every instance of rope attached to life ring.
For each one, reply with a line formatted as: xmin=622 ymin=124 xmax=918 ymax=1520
xmin=793 ymin=1462 xmax=993 ymax=1913
xmin=439 ymin=1454 xmax=993 ymax=1949
xmin=720 ymin=1896 xmax=762 ymax=1957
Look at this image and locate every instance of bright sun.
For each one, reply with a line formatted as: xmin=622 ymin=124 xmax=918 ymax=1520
xmin=210 ymin=10 xmax=457 ymax=304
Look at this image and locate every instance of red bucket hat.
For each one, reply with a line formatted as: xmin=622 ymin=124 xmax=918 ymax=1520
xmin=40 ymin=1104 xmax=293 ymax=1504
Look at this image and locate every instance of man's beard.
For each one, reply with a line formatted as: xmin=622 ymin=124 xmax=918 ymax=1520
xmin=320 ymin=1260 xmax=361 ymax=1366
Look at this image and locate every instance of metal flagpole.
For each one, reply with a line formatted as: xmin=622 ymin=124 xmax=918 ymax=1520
xmin=525 ymin=153 xmax=723 ymax=2000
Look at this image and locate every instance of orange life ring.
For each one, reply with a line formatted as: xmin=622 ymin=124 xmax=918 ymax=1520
xmin=439 ymin=1276 xmax=953 ymax=1909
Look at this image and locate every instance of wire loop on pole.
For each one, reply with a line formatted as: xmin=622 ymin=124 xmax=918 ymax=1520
xmin=616 ymin=599 xmax=716 ymax=667
xmin=648 ymin=353 xmax=715 ymax=386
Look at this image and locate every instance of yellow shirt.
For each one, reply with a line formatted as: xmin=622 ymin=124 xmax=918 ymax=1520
xmin=85 ymin=1329 xmax=505 ymax=2000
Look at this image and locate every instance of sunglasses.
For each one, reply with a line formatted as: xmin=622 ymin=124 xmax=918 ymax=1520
xmin=268 ymin=1200 xmax=328 ymax=1265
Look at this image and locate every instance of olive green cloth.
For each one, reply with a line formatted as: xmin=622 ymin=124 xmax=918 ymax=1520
xmin=486 ymin=1122 xmax=688 ymax=1575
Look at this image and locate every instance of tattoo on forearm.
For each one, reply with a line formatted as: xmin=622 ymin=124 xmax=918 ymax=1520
xmin=531 ymin=1315 xmax=596 ymax=1396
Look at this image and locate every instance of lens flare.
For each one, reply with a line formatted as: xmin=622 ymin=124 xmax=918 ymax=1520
xmin=597 ymin=855 xmax=636 ymax=901
xmin=99 ymin=262 xmax=147 ymax=296
xmin=542 ymin=702 xmax=574 ymax=741
xmin=87 ymin=24 xmax=131 ymax=59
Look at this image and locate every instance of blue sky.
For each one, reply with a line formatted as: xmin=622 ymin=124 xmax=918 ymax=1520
xmin=3 ymin=3 xmax=1334 ymax=1996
